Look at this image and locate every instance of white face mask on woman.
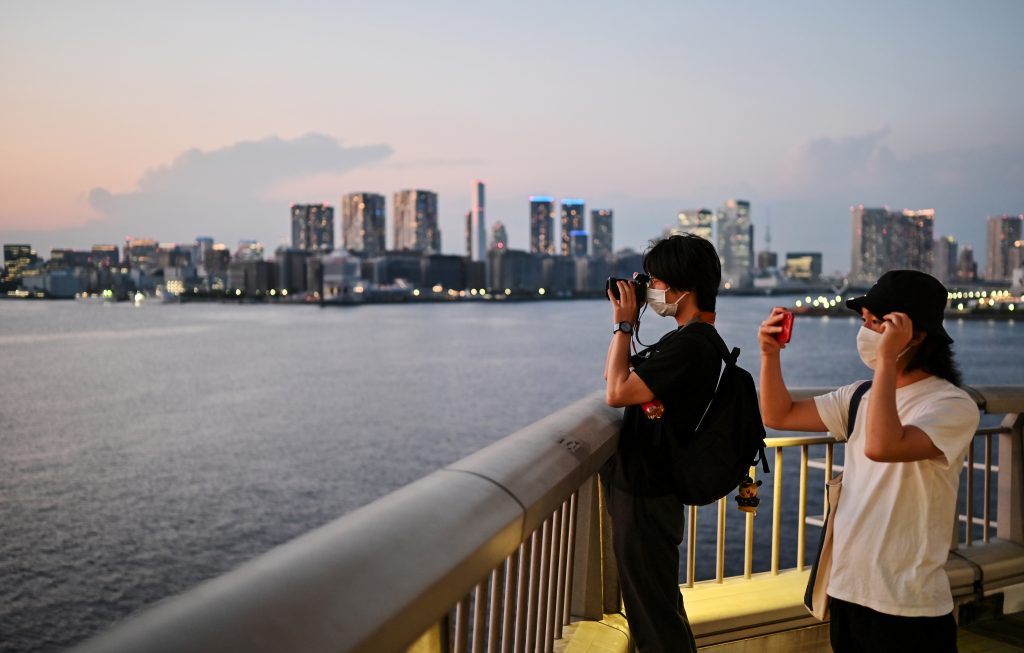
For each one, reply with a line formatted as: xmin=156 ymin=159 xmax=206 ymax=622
xmin=856 ymin=326 xmax=912 ymax=370
xmin=646 ymin=288 xmax=689 ymax=317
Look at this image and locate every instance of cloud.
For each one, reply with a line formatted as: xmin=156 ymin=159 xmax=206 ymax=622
xmin=83 ymin=133 xmax=392 ymax=246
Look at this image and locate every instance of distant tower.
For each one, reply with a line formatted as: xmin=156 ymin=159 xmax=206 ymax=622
xmin=560 ymin=199 xmax=586 ymax=257
xmin=676 ymin=208 xmax=714 ymax=241
xmin=393 ymin=190 xmax=440 ymax=253
xmin=341 ymin=193 xmax=386 ymax=256
xmin=591 ymin=209 xmax=613 ymax=258
xmin=471 ymin=181 xmax=486 ymax=262
xmin=717 ymin=199 xmax=753 ymax=286
xmin=490 ymin=221 xmax=508 ymax=250
xmin=934 ymin=235 xmax=958 ymax=285
xmin=530 ymin=196 xmax=555 ymax=254
xmin=465 ymin=210 xmax=473 ymax=258
xmin=290 ymin=204 xmax=334 ymax=253
xmin=986 ymin=215 xmax=1024 ymax=281
xmin=850 ymin=206 xmax=934 ymax=284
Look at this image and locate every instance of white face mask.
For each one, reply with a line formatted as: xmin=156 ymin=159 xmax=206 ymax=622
xmin=856 ymin=326 xmax=912 ymax=370
xmin=646 ymin=288 xmax=688 ymax=317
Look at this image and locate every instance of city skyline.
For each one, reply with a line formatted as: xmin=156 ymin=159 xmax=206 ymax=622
xmin=2 ymin=3 xmax=1023 ymax=271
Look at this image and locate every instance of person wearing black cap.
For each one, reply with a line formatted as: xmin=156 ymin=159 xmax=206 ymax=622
xmin=757 ymin=270 xmax=979 ymax=653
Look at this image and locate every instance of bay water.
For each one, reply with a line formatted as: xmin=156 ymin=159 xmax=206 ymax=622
xmin=1 ymin=297 xmax=1021 ymax=652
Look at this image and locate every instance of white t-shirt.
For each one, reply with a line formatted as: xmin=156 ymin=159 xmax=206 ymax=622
xmin=814 ymin=375 xmax=980 ymax=617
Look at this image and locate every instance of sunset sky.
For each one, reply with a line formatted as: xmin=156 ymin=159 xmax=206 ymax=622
xmin=2 ymin=1 xmax=1022 ymax=272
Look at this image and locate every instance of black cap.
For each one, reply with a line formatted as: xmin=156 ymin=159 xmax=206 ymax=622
xmin=845 ymin=270 xmax=953 ymax=343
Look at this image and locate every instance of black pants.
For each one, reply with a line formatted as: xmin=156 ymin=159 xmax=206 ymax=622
xmin=605 ymin=482 xmax=697 ymax=653
xmin=830 ymin=597 xmax=958 ymax=653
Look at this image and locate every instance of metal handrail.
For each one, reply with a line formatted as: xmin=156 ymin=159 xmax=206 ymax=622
xmin=70 ymin=386 xmax=1024 ymax=653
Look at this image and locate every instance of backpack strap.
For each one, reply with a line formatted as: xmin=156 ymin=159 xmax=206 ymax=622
xmin=846 ymin=381 xmax=872 ymax=440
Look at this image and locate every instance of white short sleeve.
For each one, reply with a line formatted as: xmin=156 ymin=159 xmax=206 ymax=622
xmin=813 ymin=382 xmax=863 ymax=442
xmin=905 ymin=393 xmax=980 ymax=469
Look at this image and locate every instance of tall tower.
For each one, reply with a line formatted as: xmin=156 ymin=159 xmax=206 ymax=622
xmin=851 ymin=206 xmax=934 ymax=284
xmin=560 ymin=199 xmax=586 ymax=257
xmin=934 ymin=236 xmax=958 ymax=284
xmin=676 ymin=209 xmax=714 ymax=241
xmin=290 ymin=204 xmax=335 ymax=253
xmin=341 ymin=193 xmax=386 ymax=256
xmin=986 ymin=215 xmax=1024 ymax=281
xmin=717 ymin=199 xmax=753 ymax=286
xmin=393 ymin=190 xmax=440 ymax=253
xmin=529 ymin=196 xmax=555 ymax=254
xmin=591 ymin=209 xmax=613 ymax=258
xmin=471 ymin=181 xmax=486 ymax=262
xmin=490 ymin=221 xmax=508 ymax=250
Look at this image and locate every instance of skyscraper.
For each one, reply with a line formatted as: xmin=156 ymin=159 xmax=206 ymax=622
xmin=341 ymin=193 xmax=386 ymax=256
xmin=934 ymin=236 xmax=958 ymax=285
xmin=529 ymin=196 xmax=555 ymax=255
xmin=717 ymin=200 xmax=754 ymax=287
xmin=850 ymin=206 xmax=934 ymax=284
xmin=591 ymin=209 xmax=613 ymax=258
xmin=290 ymin=204 xmax=334 ymax=253
xmin=3 ymin=244 xmax=38 ymax=281
xmin=677 ymin=208 xmax=714 ymax=241
xmin=560 ymin=199 xmax=586 ymax=257
xmin=490 ymin=221 xmax=508 ymax=250
xmin=393 ymin=190 xmax=440 ymax=253
xmin=986 ymin=214 xmax=1024 ymax=281
xmin=471 ymin=181 xmax=486 ymax=262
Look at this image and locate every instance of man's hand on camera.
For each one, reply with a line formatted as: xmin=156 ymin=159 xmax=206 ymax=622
xmin=759 ymin=307 xmax=788 ymax=355
xmin=608 ymin=280 xmax=639 ymax=325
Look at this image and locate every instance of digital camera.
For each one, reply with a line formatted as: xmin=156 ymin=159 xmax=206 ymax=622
xmin=606 ymin=273 xmax=650 ymax=303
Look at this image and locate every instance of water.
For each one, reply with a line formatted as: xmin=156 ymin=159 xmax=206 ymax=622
xmin=1 ymin=297 xmax=1021 ymax=652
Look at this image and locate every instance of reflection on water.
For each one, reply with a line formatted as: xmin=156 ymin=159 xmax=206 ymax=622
xmin=0 ymin=298 xmax=1020 ymax=652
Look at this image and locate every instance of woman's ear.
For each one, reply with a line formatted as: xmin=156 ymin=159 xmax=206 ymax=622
xmin=910 ymin=331 xmax=928 ymax=348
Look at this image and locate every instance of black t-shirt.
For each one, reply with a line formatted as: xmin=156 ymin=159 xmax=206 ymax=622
xmin=603 ymin=322 xmax=723 ymax=496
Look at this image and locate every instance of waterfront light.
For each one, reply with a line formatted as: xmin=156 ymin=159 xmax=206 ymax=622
xmin=805 ymin=296 xmax=812 ymax=303
xmin=1010 ymin=304 xmax=1016 ymax=312
xmin=269 ymin=289 xmax=276 ymax=296
xmin=412 ymin=289 xmax=420 ymax=297
xmin=504 ymin=288 xmax=512 ymax=295
xmin=795 ymin=300 xmax=803 ymax=307
xmin=432 ymin=284 xmax=443 ymax=293
xmin=538 ymin=288 xmax=546 ymax=295
xmin=235 ymin=289 xmax=242 ymax=296
xmin=958 ymin=303 xmax=965 ymax=311
xmin=282 ymin=289 xmax=288 ymax=297
xmin=470 ymin=289 xmax=478 ymax=296
xmin=354 ymin=286 xmax=365 ymax=294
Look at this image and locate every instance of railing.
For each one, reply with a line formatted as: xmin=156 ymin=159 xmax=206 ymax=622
xmin=71 ymin=386 xmax=1024 ymax=653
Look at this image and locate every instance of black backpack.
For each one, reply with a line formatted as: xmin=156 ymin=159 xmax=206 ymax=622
xmin=669 ymin=330 xmax=770 ymax=506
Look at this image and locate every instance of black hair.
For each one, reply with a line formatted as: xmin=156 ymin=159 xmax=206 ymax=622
xmin=642 ymin=233 xmax=721 ymax=312
xmin=905 ymin=334 xmax=963 ymax=386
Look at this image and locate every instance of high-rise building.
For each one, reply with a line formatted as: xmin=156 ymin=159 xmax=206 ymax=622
xmin=465 ymin=211 xmax=473 ymax=258
xmin=986 ymin=215 xmax=1024 ymax=281
xmin=560 ymin=199 xmax=586 ymax=257
xmin=3 ymin=245 xmax=39 ymax=283
xmin=125 ymin=238 xmax=159 ymax=272
xmin=235 ymin=240 xmax=264 ymax=261
xmin=529 ymin=196 xmax=555 ymax=255
xmin=490 ymin=221 xmax=508 ymax=250
xmin=934 ymin=236 xmax=958 ymax=285
xmin=957 ymin=246 xmax=978 ymax=282
xmin=393 ymin=190 xmax=440 ymax=253
xmin=341 ymin=193 xmax=386 ymax=257
xmin=677 ymin=208 xmax=714 ymax=241
xmin=717 ymin=200 xmax=754 ymax=287
xmin=471 ymin=181 xmax=486 ymax=262
xmin=757 ymin=251 xmax=779 ymax=270
xmin=850 ymin=206 xmax=934 ymax=284
xmin=591 ymin=209 xmax=613 ymax=258
xmin=91 ymin=244 xmax=120 ymax=268
xmin=290 ymin=204 xmax=334 ymax=253
xmin=784 ymin=252 xmax=823 ymax=282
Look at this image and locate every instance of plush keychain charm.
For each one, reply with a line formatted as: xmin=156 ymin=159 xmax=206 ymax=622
xmin=735 ymin=476 xmax=762 ymax=513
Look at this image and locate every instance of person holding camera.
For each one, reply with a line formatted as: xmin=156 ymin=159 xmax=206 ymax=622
xmin=602 ymin=233 xmax=723 ymax=653
xmin=757 ymin=270 xmax=978 ymax=653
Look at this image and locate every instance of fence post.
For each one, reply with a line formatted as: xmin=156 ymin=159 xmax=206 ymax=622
xmin=569 ymin=475 xmax=619 ymax=619
xmin=997 ymin=413 xmax=1024 ymax=545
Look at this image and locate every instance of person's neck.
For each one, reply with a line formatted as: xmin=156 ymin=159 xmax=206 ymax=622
xmin=896 ymin=368 xmax=932 ymax=388
xmin=674 ymin=304 xmax=700 ymax=328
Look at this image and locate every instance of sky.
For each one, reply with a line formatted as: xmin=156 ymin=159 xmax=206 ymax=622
xmin=2 ymin=1 xmax=1023 ymax=274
